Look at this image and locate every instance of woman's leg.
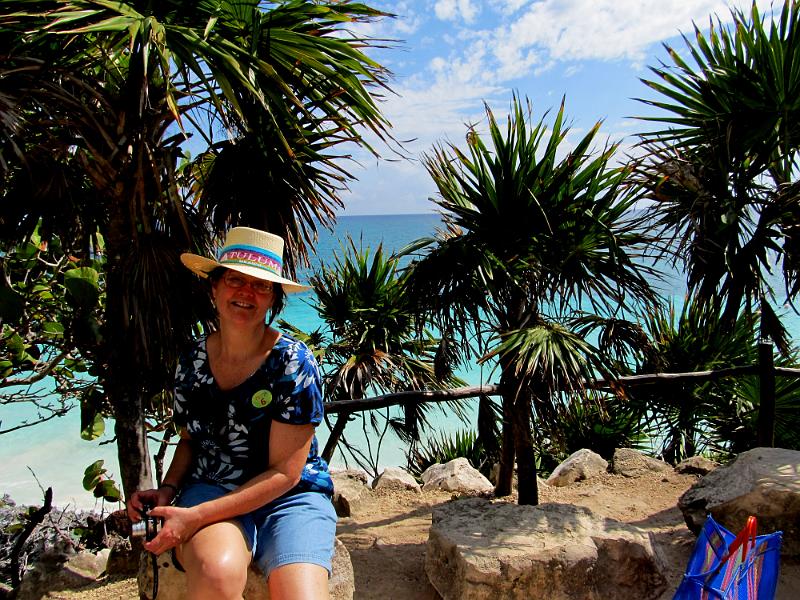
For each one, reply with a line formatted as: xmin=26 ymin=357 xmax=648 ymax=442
xmin=268 ymin=563 xmax=329 ymax=600
xmin=176 ymin=520 xmax=251 ymax=600
xmin=253 ymin=491 xmax=337 ymax=600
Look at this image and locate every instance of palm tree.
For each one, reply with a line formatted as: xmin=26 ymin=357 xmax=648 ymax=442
xmin=635 ymin=0 xmax=800 ymax=346
xmin=289 ymin=238 xmax=462 ymax=475
xmin=403 ymin=96 xmax=656 ymax=504
xmin=631 ymin=299 xmax=757 ymax=463
xmin=0 ymin=0 xmax=394 ymax=497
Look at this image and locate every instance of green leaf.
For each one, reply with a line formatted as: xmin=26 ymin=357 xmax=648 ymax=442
xmin=93 ymin=479 xmax=122 ymax=501
xmin=84 ymin=459 xmax=105 ymax=475
xmin=15 ymin=243 xmax=39 ymax=260
xmin=82 ymin=472 xmax=101 ymax=491
xmin=42 ymin=322 xmax=65 ymax=336
xmin=64 ymin=268 xmax=100 ymax=307
xmin=80 ymin=413 xmax=105 ymax=441
xmin=6 ymin=333 xmax=26 ymax=360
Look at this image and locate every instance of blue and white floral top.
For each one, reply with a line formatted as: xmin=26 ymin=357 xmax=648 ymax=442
xmin=173 ymin=333 xmax=333 ymax=497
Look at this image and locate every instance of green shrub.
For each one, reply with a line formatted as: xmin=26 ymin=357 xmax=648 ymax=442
xmin=406 ymin=429 xmax=496 ymax=479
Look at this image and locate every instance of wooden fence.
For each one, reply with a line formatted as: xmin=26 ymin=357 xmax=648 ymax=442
xmin=322 ymin=342 xmax=800 ymax=447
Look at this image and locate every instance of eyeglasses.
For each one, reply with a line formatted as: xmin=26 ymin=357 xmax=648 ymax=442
xmin=222 ymin=272 xmax=274 ymax=295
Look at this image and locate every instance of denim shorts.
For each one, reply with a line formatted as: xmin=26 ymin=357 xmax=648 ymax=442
xmin=176 ymin=481 xmax=337 ymax=577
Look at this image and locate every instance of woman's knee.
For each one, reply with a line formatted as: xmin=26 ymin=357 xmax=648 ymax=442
xmin=183 ymin=547 xmax=249 ymax=597
xmin=179 ymin=523 xmax=251 ymax=598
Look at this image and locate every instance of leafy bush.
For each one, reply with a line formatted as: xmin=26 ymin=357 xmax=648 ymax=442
xmin=538 ymin=392 xmax=649 ymax=465
xmin=406 ymin=429 xmax=496 ymax=479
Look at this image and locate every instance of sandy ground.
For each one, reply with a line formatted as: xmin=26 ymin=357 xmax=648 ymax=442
xmin=28 ymin=471 xmax=800 ymax=599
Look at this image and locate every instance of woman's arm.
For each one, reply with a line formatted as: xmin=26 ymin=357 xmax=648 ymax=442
xmin=143 ymin=421 xmax=314 ymax=555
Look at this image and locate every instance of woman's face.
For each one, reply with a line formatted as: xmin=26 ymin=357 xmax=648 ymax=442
xmin=212 ymin=269 xmax=275 ymax=327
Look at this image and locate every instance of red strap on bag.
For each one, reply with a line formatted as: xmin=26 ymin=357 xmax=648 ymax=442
xmin=704 ymin=516 xmax=758 ymax=590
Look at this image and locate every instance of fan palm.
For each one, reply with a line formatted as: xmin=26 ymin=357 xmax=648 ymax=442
xmin=298 ymin=239 xmax=461 ymax=475
xmin=0 ymin=0 xmax=393 ymax=496
xmin=635 ymin=0 xmax=800 ymax=347
xmin=403 ymin=96 xmax=656 ymax=504
xmin=631 ymin=299 xmax=757 ymax=463
xmin=710 ymin=346 xmax=800 ymax=455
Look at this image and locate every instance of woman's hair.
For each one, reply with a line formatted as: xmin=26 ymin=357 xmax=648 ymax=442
xmin=208 ymin=267 xmax=286 ymax=326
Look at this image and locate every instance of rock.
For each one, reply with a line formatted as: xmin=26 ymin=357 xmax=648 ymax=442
xmin=138 ymin=537 xmax=354 ymax=599
xmin=105 ymin=537 xmax=140 ymax=576
xmin=611 ymin=448 xmax=671 ymax=478
xmin=674 ymin=456 xmax=718 ymax=476
xmin=372 ymin=467 xmax=421 ymax=492
xmin=546 ymin=449 xmax=608 ymax=487
xmin=330 ymin=469 xmax=369 ymax=485
xmin=421 ymin=458 xmax=493 ymax=494
xmin=331 ymin=471 xmax=371 ymax=518
xmin=678 ymin=447 xmax=800 ymax=556
xmin=17 ymin=549 xmax=110 ymax=599
xmin=425 ymin=498 xmax=667 ymax=600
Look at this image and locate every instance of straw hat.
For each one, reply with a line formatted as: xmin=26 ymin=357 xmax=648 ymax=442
xmin=180 ymin=227 xmax=309 ymax=293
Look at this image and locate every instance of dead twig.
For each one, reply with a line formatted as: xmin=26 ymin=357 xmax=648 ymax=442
xmin=9 ymin=487 xmax=53 ymax=591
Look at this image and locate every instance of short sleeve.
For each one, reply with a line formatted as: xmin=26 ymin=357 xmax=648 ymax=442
xmin=172 ymin=338 xmax=210 ymax=428
xmin=271 ymin=338 xmax=324 ymax=425
xmin=173 ymin=352 xmax=191 ymax=428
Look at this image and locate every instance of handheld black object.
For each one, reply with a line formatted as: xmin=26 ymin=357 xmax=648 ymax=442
xmin=131 ymin=504 xmax=161 ymax=541
xmin=130 ymin=503 xmax=162 ymax=598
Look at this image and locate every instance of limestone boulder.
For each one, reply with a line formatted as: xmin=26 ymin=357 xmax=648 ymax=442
xmin=330 ymin=469 xmax=369 ymax=485
xmin=425 ymin=498 xmax=667 ymax=600
xmin=331 ymin=470 xmax=371 ymax=518
xmin=611 ymin=448 xmax=671 ymax=478
xmin=546 ymin=449 xmax=608 ymax=487
xmin=372 ymin=467 xmax=421 ymax=492
xmin=674 ymin=456 xmax=718 ymax=476
xmin=104 ymin=536 xmax=140 ymax=576
xmin=678 ymin=447 xmax=800 ymax=556
xmin=421 ymin=458 xmax=493 ymax=494
xmin=138 ymin=537 xmax=354 ymax=599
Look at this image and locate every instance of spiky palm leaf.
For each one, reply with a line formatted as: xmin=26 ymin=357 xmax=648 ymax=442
xmin=308 ymin=238 xmax=463 ymax=463
xmin=0 ymin=0 xmax=394 ymax=494
xmin=635 ymin=0 xmax=800 ymax=342
xmin=630 ymin=298 xmax=757 ymax=463
xmin=403 ymin=95 xmax=657 ymax=503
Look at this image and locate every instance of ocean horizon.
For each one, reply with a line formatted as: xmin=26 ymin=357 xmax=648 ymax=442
xmin=1 ymin=212 xmax=798 ymax=509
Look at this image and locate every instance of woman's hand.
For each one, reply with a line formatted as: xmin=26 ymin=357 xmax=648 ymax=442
xmin=126 ymin=487 xmax=174 ymax=522
xmin=141 ymin=505 xmax=203 ymax=555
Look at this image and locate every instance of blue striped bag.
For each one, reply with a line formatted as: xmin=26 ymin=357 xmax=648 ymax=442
xmin=673 ymin=515 xmax=782 ymax=599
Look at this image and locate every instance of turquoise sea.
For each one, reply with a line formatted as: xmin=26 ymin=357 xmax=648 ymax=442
xmin=1 ymin=213 xmax=798 ymax=508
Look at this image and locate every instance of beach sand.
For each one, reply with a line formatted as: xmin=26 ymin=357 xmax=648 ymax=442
xmin=22 ymin=470 xmax=800 ymax=599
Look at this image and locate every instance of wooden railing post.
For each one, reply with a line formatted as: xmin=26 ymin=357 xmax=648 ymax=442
xmin=757 ymin=340 xmax=776 ymax=448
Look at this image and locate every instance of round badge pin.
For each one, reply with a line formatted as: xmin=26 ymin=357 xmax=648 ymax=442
xmin=251 ymin=389 xmax=273 ymax=408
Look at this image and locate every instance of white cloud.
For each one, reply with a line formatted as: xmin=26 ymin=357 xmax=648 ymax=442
xmin=428 ymin=0 xmax=776 ymax=87
xmin=336 ymin=0 xmax=781 ymax=215
xmin=488 ymin=0 xmax=529 ymax=15
xmin=434 ymin=0 xmax=480 ymax=24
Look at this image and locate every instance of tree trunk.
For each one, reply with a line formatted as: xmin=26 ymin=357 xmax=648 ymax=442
xmin=105 ymin=199 xmax=153 ymax=499
xmin=113 ymin=389 xmax=153 ymax=498
xmin=322 ymin=410 xmax=351 ymax=463
xmin=513 ymin=389 xmax=538 ymax=505
xmin=494 ymin=362 xmax=516 ymax=497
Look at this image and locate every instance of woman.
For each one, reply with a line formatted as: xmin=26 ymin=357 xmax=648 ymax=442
xmin=127 ymin=227 xmax=335 ymax=600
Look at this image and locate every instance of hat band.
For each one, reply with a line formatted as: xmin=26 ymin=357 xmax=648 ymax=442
xmin=218 ymin=244 xmax=282 ymax=277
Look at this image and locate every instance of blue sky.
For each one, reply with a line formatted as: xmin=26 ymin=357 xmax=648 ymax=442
xmin=337 ymin=0 xmax=774 ymax=215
